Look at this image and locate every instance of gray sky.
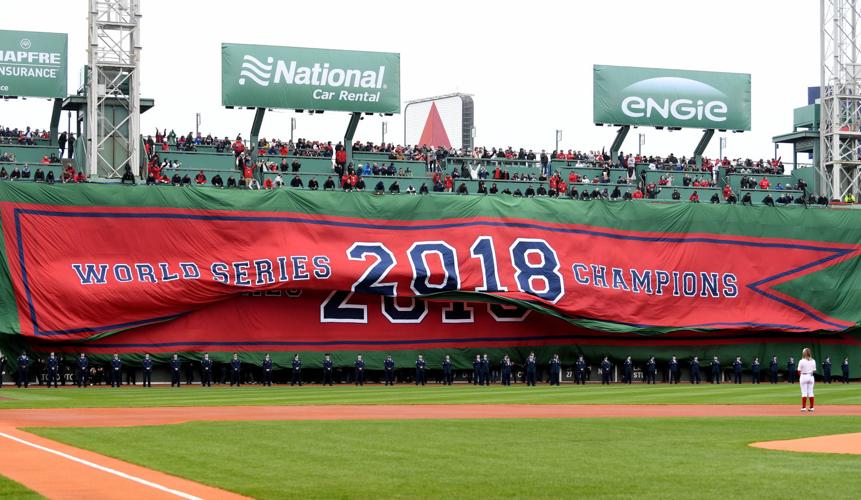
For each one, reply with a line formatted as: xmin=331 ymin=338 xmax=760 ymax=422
xmin=2 ymin=0 xmax=819 ymax=163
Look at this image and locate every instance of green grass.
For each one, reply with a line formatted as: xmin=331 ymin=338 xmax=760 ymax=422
xmin=29 ymin=418 xmax=861 ymax=499
xmin=0 ymin=474 xmax=43 ymax=499
xmin=1 ymin=383 xmax=859 ymax=409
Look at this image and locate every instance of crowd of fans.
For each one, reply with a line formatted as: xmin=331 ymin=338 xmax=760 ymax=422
xmin=0 ymin=126 xmax=50 ymax=145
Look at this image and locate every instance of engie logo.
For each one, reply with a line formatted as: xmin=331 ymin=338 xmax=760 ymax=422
xmin=238 ymin=54 xmax=387 ymax=90
xmin=619 ymin=77 xmax=728 ymax=123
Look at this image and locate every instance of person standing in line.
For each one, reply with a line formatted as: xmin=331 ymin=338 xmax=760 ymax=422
xmin=548 ymin=354 xmax=561 ymax=386
xmin=262 ymin=354 xmax=273 ymax=387
xmin=142 ymin=354 xmax=153 ymax=387
xmin=170 ymin=354 xmax=182 ymax=388
xmin=46 ymin=352 xmax=59 ymax=388
xmin=354 ymin=355 xmax=365 ymax=386
xmin=415 ymin=355 xmax=427 ymax=386
xmin=230 ymin=353 xmax=242 ymax=387
xmin=751 ymin=357 xmax=761 ymax=384
xmin=822 ymin=356 xmax=832 ymax=384
xmin=710 ymin=356 xmax=721 ymax=384
xmin=322 ymin=354 xmax=334 ymax=386
xmin=0 ymin=350 xmax=5 ymax=388
xmin=110 ymin=354 xmax=123 ymax=388
xmin=645 ymin=356 xmax=656 ymax=384
xmin=786 ymin=357 xmax=797 ymax=384
xmin=77 ymin=353 xmax=89 ymax=387
xmin=290 ymin=354 xmax=303 ymax=386
xmin=798 ymin=348 xmax=817 ymax=412
xmin=442 ymin=355 xmax=453 ymax=386
xmin=842 ymin=357 xmax=850 ymax=383
xmin=769 ymin=356 xmax=779 ymax=384
xmin=668 ymin=356 xmax=679 ymax=384
xmin=200 ymin=353 xmax=212 ymax=387
xmin=526 ymin=352 xmax=537 ymax=387
xmin=732 ymin=356 xmax=743 ymax=384
xmin=17 ymin=353 xmax=30 ymax=388
xmin=690 ymin=356 xmax=701 ymax=384
xmin=501 ymin=355 xmax=512 ymax=386
xmin=383 ymin=354 xmax=395 ymax=386
xmin=574 ymin=355 xmax=586 ymax=385
xmin=480 ymin=354 xmax=490 ymax=386
xmin=623 ymin=356 xmax=633 ymax=384
xmin=472 ymin=354 xmax=481 ymax=385
xmin=600 ymin=357 xmax=612 ymax=385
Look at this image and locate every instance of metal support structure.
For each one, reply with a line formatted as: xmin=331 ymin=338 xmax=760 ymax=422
xmin=87 ymin=0 xmax=142 ymax=178
xmin=249 ymin=107 xmax=266 ymax=166
xmin=609 ymin=126 xmax=630 ymax=165
xmin=820 ymin=0 xmax=861 ymax=199
xmin=49 ymin=98 xmax=62 ymax=147
xmin=693 ymin=129 xmax=715 ymax=167
xmin=344 ymin=112 xmax=362 ymax=166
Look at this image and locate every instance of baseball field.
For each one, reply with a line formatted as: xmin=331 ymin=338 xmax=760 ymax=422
xmin=1 ymin=384 xmax=860 ymax=499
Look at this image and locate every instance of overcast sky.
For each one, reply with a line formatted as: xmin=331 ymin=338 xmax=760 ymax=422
xmin=2 ymin=0 xmax=819 ymax=163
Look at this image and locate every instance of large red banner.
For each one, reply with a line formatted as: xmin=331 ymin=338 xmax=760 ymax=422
xmin=2 ymin=203 xmax=858 ymax=339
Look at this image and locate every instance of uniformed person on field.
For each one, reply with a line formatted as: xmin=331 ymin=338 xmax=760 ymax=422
xmin=77 ymin=353 xmax=89 ymax=387
xmin=291 ymin=354 xmax=303 ymax=386
xmin=384 ymin=354 xmax=395 ymax=386
xmin=710 ymin=356 xmax=721 ymax=384
xmin=142 ymin=354 xmax=153 ymax=387
xmin=501 ymin=355 xmax=513 ymax=386
xmin=46 ymin=352 xmax=59 ymax=388
xmin=17 ymin=353 xmax=30 ymax=388
xmin=480 ymin=354 xmax=491 ymax=386
xmin=442 ymin=355 xmax=453 ymax=385
xmin=110 ymin=354 xmax=123 ymax=388
xmin=322 ymin=354 xmax=334 ymax=386
xmin=170 ymin=354 xmax=182 ymax=388
xmin=549 ymin=354 xmax=561 ymax=386
xmin=842 ymin=357 xmax=850 ymax=383
xmin=262 ymin=354 xmax=273 ymax=387
xmin=354 ymin=355 xmax=365 ymax=386
xmin=786 ymin=357 xmax=796 ymax=384
xmin=732 ymin=356 xmax=743 ymax=384
xmin=230 ymin=352 xmax=242 ymax=387
xmin=623 ymin=356 xmax=633 ymax=384
xmin=645 ymin=356 xmax=656 ymax=384
xmin=0 ymin=350 xmax=5 ymax=388
xmin=690 ymin=356 xmax=701 ymax=384
xmin=415 ymin=354 xmax=427 ymax=386
xmin=526 ymin=352 xmax=537 ymax=386
xmin=600 ymin=356 xmax=612 ymax=384
xmin=669 ymin=356 xmax=680 ymax=384
xmin=751 ymin=357 xmax=761 ymax=384
xmin=200 ymin=353 xmax=212 ymax=387
xmin=472 ymin=354 xmax=481 ymax=385
xmin=769 ymin=356 xmax=779 ymax=384
xmin=823 ymin=356 xmax=832 ymax=383
xmin=574 ymin=355 xmax=587 ymax=385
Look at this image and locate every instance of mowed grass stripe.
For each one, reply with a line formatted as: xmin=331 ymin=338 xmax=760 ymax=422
xmin=28 ymin=418 xmax=861 ymax=499
xmin=1 ymin=383 xmax=858 ymax=409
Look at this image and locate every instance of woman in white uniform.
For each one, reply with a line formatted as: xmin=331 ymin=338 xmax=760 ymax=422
xmin=798 ymin=348 xmax=816 ymax=412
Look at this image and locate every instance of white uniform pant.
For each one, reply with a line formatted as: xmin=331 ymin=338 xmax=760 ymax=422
xmin=800 ymin=374 xmax=815 ymax=397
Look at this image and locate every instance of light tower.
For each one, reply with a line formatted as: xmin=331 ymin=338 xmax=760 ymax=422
xmin=820 ymin=0 xmax=861 ymax=200
xmin=87 ymin=0 xmax=141 ymax=178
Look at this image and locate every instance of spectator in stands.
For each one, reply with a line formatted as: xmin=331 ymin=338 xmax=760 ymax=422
xmin=726 ymin=191 xmax=737 ymax=204
xmin=62 ymin=165 xmax=75 ymax=183
xmin=406 ymin=184 xmax=416 ymax=195
xmin=374 ymin=180 xmax=385 ymax=195
xmin=75 ymin=171 xmax=87 ymax=183
xmin=335 ymin=144 xmax=347 ymax=169
xmin=763 ymin=193 xmax=775 ymax=207
xmin=759 ymin=177 xmax=770 ymax=190
xmin=181 ymin=174 xmax=191 ymax=186
xmin=34 ymin=168 xmax=45 ymax=182
xmin=741 ymin=192 xmax=753 ymax=206
xmin=489 ymin=183 xmax=498 ymax=194
xmin=632 ymin=189 xmax=643 ymax=199
xmin=195 ymin=171 xmax=207 ymax=185
xmin=525 ymin=185 xmax=536 ymax=197
xmin=21 ymin=165 xmax=30 ymax=179
xmin=121 ymin=166 xmax=134 ymax=185
xmin=355 ymin=177 xmax=366 ymax=191
xmin=0 ymin=167 xmax=7 ymax=180
xmin=171 ymin=173 xmax=181 ymax=186
xmin=242 ymin=161 xmax=257 ymax=189
xmin=323 ymin=176 xmax=335 ymax=190
xmin=290 ymin=175 xmax=304 ymax=188
xmin=671 ymin=189 xmax=681 ymax=200
xmin=67 ymin=133 xmax=75 ymax=159
xmin=610 ymin=185 xmax=621 ymax=200
xmin=419 ymin=183 xmax=429 ymax=195
xmin=291 ymin=159 xmax=301 ymax=172
xmin=844 ymin=193 xmax=857 ymax=204
xmin=212 ymin=174 xmax=224 ymax=188
xmin=263 ymin=178 xmax=274 ymax=189
xmin=389 ymin=181 xmax=401 ymax=194
xmin=710 ymin=192 xmax=720 ymax=204
xmin=232 ymin=137 xmax=245 ymax=159
xmin=308 ymin=177 xmax=319 ymax=190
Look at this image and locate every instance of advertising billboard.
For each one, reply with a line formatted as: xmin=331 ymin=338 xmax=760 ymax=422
xmin=0 ymin=29 xmax=68 ymax=98
xmin=404 ymin=94 xmax=474 ymax=149
xmin=593 ymin=65 xmax=751 ymax=131
xmin=222 ymin=43 xmax=400 ymax=113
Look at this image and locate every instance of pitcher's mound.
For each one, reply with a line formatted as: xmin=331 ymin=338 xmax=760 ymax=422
xmin=751 ymin=432 xmax=861 ymax=455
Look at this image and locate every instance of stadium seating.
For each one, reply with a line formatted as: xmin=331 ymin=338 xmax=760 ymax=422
xmin=0 ymin=144 xmax=60 ymax=164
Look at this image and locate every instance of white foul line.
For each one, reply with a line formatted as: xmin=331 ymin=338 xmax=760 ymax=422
xmin=0 ymin=431 xmax=202 ymax=500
